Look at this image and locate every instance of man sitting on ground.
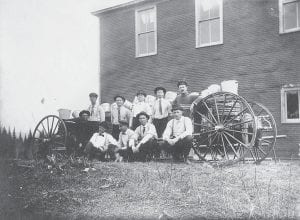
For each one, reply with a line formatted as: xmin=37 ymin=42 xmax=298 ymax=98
xmin=162 ymin=105 xmax=193 ymax=163
xmin=133 ymin=112 xmax=158 ymax=161
xmin=84 ymin=122 xmax=118 ymax=162
xmin=115 ymin=120 xmax=136 ymax=162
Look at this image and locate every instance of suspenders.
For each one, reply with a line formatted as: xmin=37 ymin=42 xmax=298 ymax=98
xmin=171 ymin=117 xmax=186 ymax=138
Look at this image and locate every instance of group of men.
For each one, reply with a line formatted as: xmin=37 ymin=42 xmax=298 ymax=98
xmin=77 ymin=80 xmax=199 ymax=163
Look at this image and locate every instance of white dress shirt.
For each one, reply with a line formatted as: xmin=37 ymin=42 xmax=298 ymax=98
xmin=152 ymin=98 xmax=172 ymax=119
xmin=87 ymin=104 xmax=105 ymax=122
xmin=89 ymin=132 xmax=118 ymax=151
xmin=118 ymin=129 xmax=135 ymax=148
xmin=163 ymin=116 xmax=193 ymax=140
xmin=132 ymin=101 xmax=152 ymax=117
xmin=135 ymin=123 xmax=157 ymax=144
xmin=111 ymin=105 xmax=132 ymax=125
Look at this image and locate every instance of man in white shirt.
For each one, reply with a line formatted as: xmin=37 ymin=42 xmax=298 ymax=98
xmin=131 ymin=90 xmax=152 ymax=130
xmin=84 ymin=122 xmax=118 ymax=161
xmin=152 ymin=87 xmax=172 ymax=138
xmin=162 ymin=105 xmax=193 ymax=162
xmin=87 ymin=92 xmax=105 ymax=122
xmin=115 ymin=120 xmax=136 ymax=162
xmin=134 ymin=112 xmax=158 ymax=161
xmin=111 ymin=95 xmax=132 ymax=140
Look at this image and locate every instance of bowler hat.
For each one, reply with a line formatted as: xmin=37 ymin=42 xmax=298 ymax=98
xmin=79 ymin=110 xmax=90 ymax=117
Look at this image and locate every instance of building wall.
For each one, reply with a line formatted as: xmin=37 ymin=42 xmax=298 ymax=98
xmin=98 ymin=0 xmax=300 ymax=157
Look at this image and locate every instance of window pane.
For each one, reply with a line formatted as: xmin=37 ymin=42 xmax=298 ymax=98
xmin=138 ymin=34 xmax=147 ymax=55
xmin=211 ymin=18 xmax=220 ymax=42
xmin=210 ymin=0 xmax=220 ymax=18
xmin=138 ymin=11 xmax=147 ymax=33
xmin=284 ymin=2 xmax=298 ymax=30
xmin=147 ymin=32 xmax=155 ymax=54
xmin=286 ymin=90 xmax=299 ymax=119
xmin=199 ymin=0 xmax=210 ymax=20
xmin=199 ymin=21 xmax=210 ymax=45
xmin=147 ymin=9 xmax=155 ymax=31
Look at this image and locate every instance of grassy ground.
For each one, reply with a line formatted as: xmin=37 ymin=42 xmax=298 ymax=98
xmin=0 ymin=158 xmax=300 ymax=220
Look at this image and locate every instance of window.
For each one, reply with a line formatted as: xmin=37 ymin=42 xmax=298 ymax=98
xmin=281 ymin=86 xmax=300 ymax=123
xmin=279 ymin=0 xmax=300 ymax=33
xmin=195 ymin=0 xmax=223 ymax=48
xmin=135 ymin=6 xmax=157 ymax=57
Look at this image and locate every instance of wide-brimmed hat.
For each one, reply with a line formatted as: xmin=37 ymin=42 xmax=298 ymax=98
xmin=119 ymin=120 xmax=129 ymax=126
xmin=89 ymin=92 xmax=98 ymax=98
xmin=171 ymin=105 xmax=184 ymax=112
xmin=136 ymin=111 xmax=150 ymax=120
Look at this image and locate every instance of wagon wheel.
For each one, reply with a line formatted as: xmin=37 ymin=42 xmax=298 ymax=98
xmin=32 ymin=115 xmax=68 ymax=163
xmin=192 ymin=92 xmax=257 ymax=165
xmin=249 ymin=102 xmax=277 ymax=163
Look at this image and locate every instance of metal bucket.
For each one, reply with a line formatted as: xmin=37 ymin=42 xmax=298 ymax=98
xmin=207 ymin=84 xmax=221 ymax=94
xmin=221 ymin=80 xmax=239 ymax=94
xmin=72 ymin=110 xmax=80 ymax=118
xmin=58 ymin=109 xmax=71 ymax=119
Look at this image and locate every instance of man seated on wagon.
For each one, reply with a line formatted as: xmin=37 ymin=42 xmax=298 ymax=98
xmin=87 ymin=92 xmax=105 ymax=122
xmin=162 ymin=105 xmax=193 ymax=163
xmin=111 ymin=95 xmax=132 ymax=140
xmin=115 ymin=120 xmax=136 ymax=162
xmin=84 ymin=121 xmax=118 ymax=162
xmin=133 ymin=112 xmax=158 ymax=161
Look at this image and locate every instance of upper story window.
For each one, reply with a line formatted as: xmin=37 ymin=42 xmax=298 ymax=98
xmin=281 ymin=85 xmax=300 ymax=123
xmin=279 ymin=0 xmax=300 ymax=33
xmin=135 ymin=6 xmax=157 ymax=57
xmin=195 ymin=0 xmax=223 ymax=48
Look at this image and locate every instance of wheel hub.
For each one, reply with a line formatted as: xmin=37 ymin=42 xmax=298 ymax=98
xmin=215 ymin=124 xmax=225 ymax=132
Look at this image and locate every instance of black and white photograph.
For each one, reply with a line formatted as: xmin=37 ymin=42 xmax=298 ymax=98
xmin=0 ymin=0 xmax=299 ymax=219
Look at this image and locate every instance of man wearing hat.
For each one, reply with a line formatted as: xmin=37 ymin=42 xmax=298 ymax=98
xmin=84 ymin=121 xmax=118 ymax=161
xmin=133 ymin=111 xmax=158 ymax=161
xmin=131 ymin=90 xmax=152 ymax=130
xmin=162 ymin=105 xmax=193 ymax=162
xmin=173 ymin=80 xmax=198 ymax=117
xmin=111 ymin=95 xmax=132 ymax=140
xmin=115 ymin=120 xmax=136 ymax=162
xmin=152 ymin=87 xmax=172 ymax=138
xmin=87 ymin=92 xmax=105 ymax=122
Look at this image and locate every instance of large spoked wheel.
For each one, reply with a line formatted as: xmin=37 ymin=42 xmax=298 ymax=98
xmin=249 ymin=102 xmax=277 ymax=163
xmin=32 ymin=115 xmax=68 ymax=162
xmin=192 ymin=92 xmax=257 ymax=165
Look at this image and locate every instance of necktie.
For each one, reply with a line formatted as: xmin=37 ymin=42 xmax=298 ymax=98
xmin=118 ymin=107 xmax=121 ymax=122
xmin=159 ymin=99 xmax=163 ymax=115
xmin=143 ymin=126 xmax=146 ymax=135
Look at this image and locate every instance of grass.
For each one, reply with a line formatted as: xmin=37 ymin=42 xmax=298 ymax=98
xmin=1 ymin=159 xmax=300 ymax=220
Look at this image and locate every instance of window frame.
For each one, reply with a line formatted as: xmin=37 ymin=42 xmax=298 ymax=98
xmin=279 ymin=0 xmax=300 ymax=34
xmin=281 ymin=86 xmax=300 ymax=123
xmin=135 ymin=5 xmax=157 ymax=58
xmin=195 ymin=0 xmax=223 ymax=48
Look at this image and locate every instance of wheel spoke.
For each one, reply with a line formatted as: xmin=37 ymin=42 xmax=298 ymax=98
xmin=228 ymin=120 xmax=254 ymax=127
xmin=52 ymin=120 xmax=61 ymax=134
xmin=223 ymin=107 xmax=249 ymax=127
xmin=197 ymin=131 xmax=218 ymax=146
xmin=46 ymin=117 xmax=50 ymax=136
xmin=223 ymin=98 xmax=238 ymax=123
xmin=214 ymin=96 xmax=220 ymax=123
xmin=194 ymin=129 xmax=217 ymax=136
xmin=220 ymin=133 xmax=229 ymax=159
xmin=195 ymin=110 xmax=216 ymax=125
xmin=222 ymin=133 xmax=240 ymax=158
xmin=223 ymin=131 xmax=250 ymax=149
xmin=49 ymin=117 xmax=55 ymax=136
xmin=224 ymin=128 xmax=254 ymax=136
xmin=40 ymin=122 xmax=48 ymax=137
xmin=203 ymin=101 xmax=218 ymax=125
xmin=193 ymin=122 xmax=211 ymax=128
xmin=220 ymin=94 xmax=227 ymax=120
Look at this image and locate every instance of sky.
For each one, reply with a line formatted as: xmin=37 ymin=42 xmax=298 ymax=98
xmin=0 ymin=0 xmax=132 ymax=134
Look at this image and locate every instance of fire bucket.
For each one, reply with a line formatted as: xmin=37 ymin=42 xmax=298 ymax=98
xmin=58 ymin=109 xmax=71 ymax=119
xmin=207 ymin=84 xmax=221 ymax=94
